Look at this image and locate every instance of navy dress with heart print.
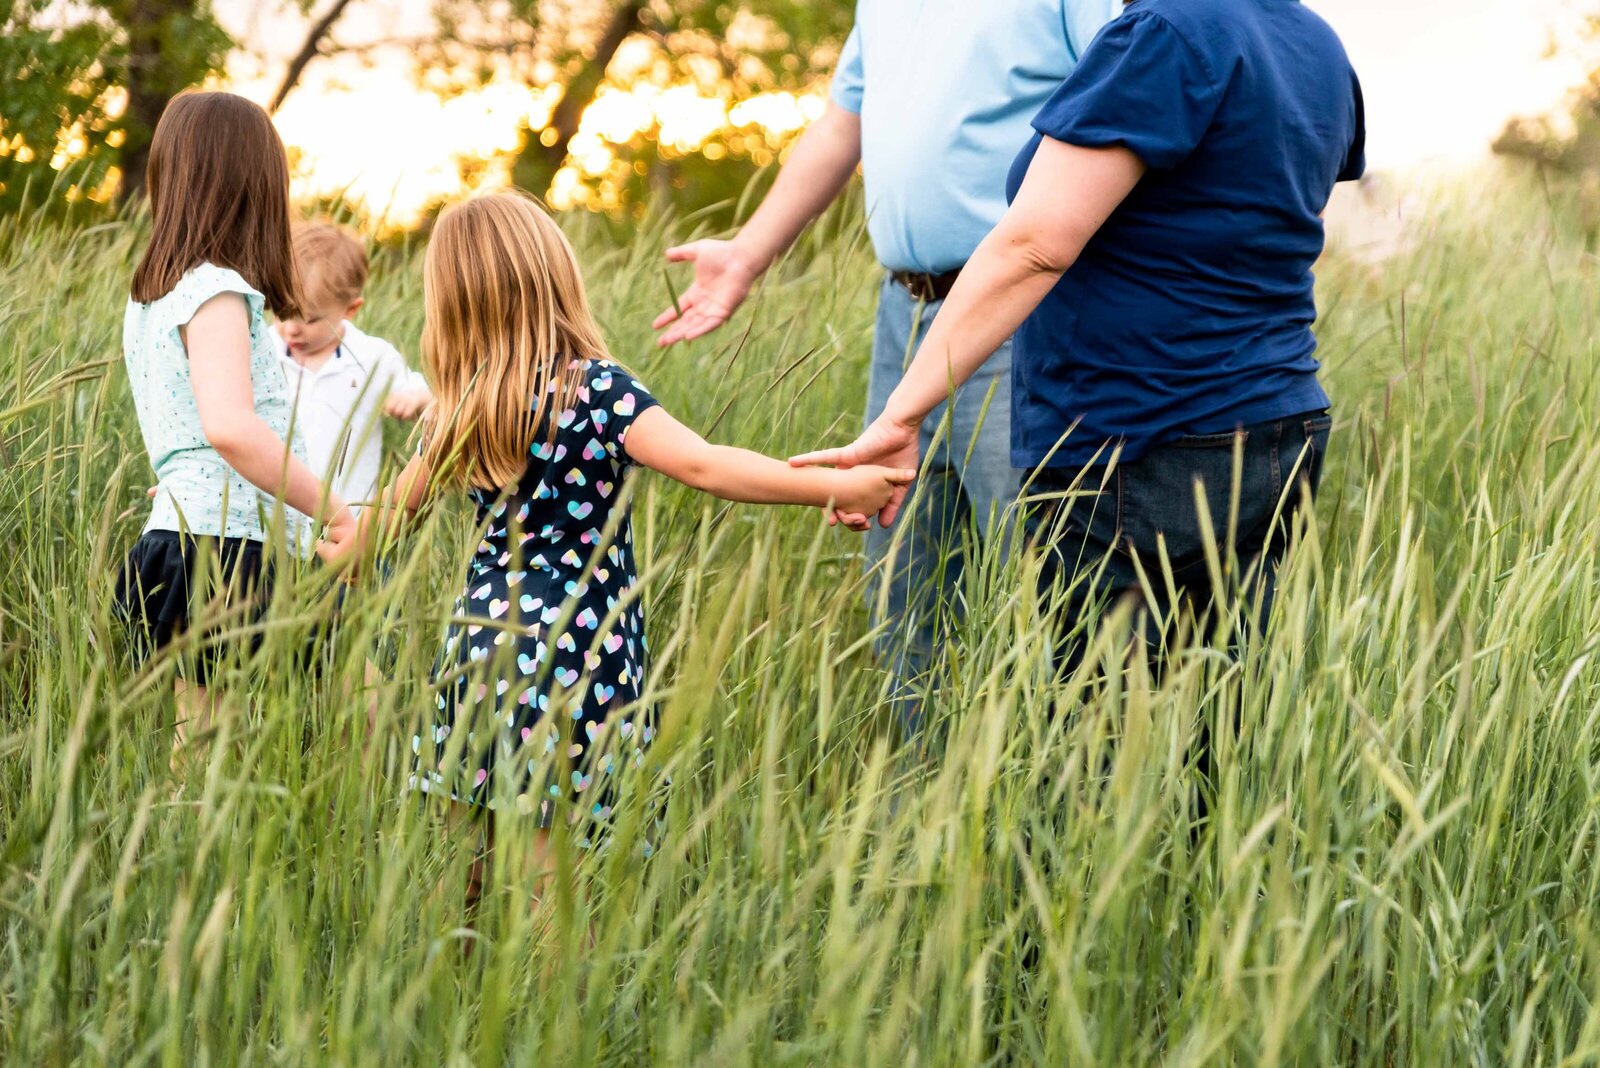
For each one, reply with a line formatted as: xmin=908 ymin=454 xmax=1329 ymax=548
xmin=414 ymin=358 xmax=659 ymax=824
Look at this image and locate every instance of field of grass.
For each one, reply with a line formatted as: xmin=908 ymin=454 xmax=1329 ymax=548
xmin=6 ymin=175 xmax=1600 ymax=1065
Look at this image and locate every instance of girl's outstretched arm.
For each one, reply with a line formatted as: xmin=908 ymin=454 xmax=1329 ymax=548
xmin=186 ymin=292 xmax=353 ymax=540
xmin=622 ymin=406 xmax=915 ymax=518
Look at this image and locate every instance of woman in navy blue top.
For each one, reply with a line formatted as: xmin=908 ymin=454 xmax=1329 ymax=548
xmin=796 ymin=0 xmax=1365 ymax=665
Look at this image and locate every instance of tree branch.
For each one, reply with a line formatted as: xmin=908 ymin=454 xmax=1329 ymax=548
xmin=269 ymin=0 xmax=359 ymax=114
xmin=520 ymin=0 xmax=645 ymax=188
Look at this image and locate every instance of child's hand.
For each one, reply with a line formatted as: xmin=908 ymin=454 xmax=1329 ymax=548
xmin=383 ymin=388 xmax=433 ymax=420
xmin=827 ymin=465 xmax=918 ymax=525
xmin=316 ymin=504 xmax=363 ymax=572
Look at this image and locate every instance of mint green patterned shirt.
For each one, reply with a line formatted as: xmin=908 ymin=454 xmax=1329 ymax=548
xmin=124 ymin=263 xmax=309 ymax=542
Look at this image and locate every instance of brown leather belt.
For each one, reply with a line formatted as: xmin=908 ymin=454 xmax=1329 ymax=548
xmin=890 ymin=267 xmax=962 ymax=303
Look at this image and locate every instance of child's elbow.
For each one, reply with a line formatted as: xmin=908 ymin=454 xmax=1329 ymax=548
xmin=202 ymin=417 xmax=251 ymax=460
xmin=674 ymin=446 xmax=729 ymax=496
xmin=203 ymin=425 xmax=242 ymax=457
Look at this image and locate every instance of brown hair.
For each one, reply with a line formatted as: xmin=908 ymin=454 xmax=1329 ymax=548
xmin=421 ymin=192 xmax=610 ymax=491
xmin=293 ymin=222 xmax=368 ymax=308
xmin=130 ymin=91 xmax=300 ymax=319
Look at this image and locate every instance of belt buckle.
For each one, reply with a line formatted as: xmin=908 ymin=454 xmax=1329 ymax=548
xmin=900 ymin=272 xmax=934 ymax=302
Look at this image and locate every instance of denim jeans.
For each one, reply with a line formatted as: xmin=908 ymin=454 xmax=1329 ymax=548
xmin=1024 ymin=410 xmax=1333 ymax=670
xmin=864 ymin=274 xmax=1021 ymax=730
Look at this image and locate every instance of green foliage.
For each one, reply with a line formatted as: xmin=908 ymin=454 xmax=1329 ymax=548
xmin=0 ymin=0 xmax=231 ymax=209
xmin=0 ymin=0 xmax=117 ymax=212
xmin=11 ymin=175 xmax=1600 ymax=1063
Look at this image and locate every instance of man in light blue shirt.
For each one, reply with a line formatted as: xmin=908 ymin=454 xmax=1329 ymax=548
xmin=653 ymin=0 xmax=1118 ymax=724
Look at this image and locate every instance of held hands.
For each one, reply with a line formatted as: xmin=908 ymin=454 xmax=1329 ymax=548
xmin=790 ymin=412 xmax=922 ymax=532
xmin=652 ymin=240 xmax=762 ymax=347
xmin=824 ymin=465 xmax=919 ymax=525
xmin=314 ymin=503 xmax=362 ymax=571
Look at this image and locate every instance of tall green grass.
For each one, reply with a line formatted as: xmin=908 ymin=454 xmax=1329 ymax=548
xmin=6 ymin=173 xmax=1600 ymax=1065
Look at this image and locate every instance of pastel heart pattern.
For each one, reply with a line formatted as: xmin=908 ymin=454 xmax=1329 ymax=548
xmin=471 ymin=583 xmax=491 ymax=600
xmin=555 ymin=667 xmax=579 ymax=687
xmin=596 ymin=480 xmax=614 ymax=497
xmin=489 ymin=598 xmax=509 ymax=619
xmin=517 ymin=652 xmax=539 ymax=675
xmin=565 ymin=468 xmax=586 ymax=486
xmin=603 ymin=633 xmax=624 ymax=653
xmin=568 ymin=501 xmax=593 ymax=520
xmin=575 ymin=607 xmax=599 ymax=630
xmin=506 ymin=570 xmax=526 ymax=586
xmin=557 ymin=632 xmax=576 ymax=652
xmin=540 ymin=605 xmax=562 ymax=624
xmin=558 ymin=407 xmax=577 ymax=428
xmin=583 ymin=438 xmax=606 ymax=461
xmin=583 ymin=650 xmax=601 ymax=671
xmin=614 ymin=394 xmax=636 ymax=417
xmin=593 ymin=682 xmax=615 ymax=704
xmin=519 ymin=593 xmax=541 ymax=613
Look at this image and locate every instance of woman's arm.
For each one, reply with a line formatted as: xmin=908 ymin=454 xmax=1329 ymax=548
xmin=185 ymin=293 xmax=352 ymax=528
xmin=787 ymin=139 xmax=1145 ymax=527
xmin=878 ymin=139 xmax=1145 ymax=428
xmin=623 ymin=407 xmax=914 ymax=517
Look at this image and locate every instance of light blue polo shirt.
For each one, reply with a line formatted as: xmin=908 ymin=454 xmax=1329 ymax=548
xmin=831 ymin=0 xmax=1119 ymax=275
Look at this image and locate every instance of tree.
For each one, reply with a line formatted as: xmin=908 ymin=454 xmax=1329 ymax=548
xmin=0 ymin=0 xmax=117 ymax=211
xmin=0 ymin=0 xmax=229 ymax=209
xmin=1494 ymin=14 xmax=1600 ymax=174
xmin=420 ymin=0 xmax=854 ymax=198
xmin=103 ymin=0 xmax=233 ymax=199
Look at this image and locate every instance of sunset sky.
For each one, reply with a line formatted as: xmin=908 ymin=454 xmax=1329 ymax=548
xmin=217 ymin=0 xmax=1593 ymax=222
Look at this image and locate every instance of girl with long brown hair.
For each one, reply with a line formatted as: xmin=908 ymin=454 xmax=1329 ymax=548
xmin=116 ymin=92 xmax=357 ymax=768
xmin=356 ymin=191 xmax=911 ymax=894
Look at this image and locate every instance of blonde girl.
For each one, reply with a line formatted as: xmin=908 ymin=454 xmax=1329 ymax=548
xmin=362 ymin=192 xmax=910 ymax=892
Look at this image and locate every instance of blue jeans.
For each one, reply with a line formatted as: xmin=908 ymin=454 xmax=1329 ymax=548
xmin=1025 ymin=410 xmax=1333 ymax=671
xmin=864 ymin=274 xmax=1020 ymax=729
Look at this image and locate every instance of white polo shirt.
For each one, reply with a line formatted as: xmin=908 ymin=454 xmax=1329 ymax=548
xmin=273 ymin=321 xmax=428 ymax=511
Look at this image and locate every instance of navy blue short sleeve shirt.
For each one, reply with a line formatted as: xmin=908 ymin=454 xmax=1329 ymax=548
xmin=1005 ymin=0 xmax=1366 ymax=468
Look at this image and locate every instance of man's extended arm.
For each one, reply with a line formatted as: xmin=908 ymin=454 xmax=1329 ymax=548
xmin=652 ymin=103 xmax=862 ymax=347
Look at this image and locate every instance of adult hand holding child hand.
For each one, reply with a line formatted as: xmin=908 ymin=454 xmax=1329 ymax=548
xmin=790 ymin=411 xmax=922 ymax=532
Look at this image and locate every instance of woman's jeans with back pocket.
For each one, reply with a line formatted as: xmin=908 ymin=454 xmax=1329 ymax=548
xmin=1025 ymin=411 xmax=1333 ymax=673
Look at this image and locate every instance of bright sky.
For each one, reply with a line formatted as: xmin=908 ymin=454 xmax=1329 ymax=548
xmin=218 ymin=0 xmax=1593 ymax=222
xmin=1306 ymin=0 xmax=1587 ymax=170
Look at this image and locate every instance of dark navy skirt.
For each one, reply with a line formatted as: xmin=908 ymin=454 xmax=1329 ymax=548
xmin=114 ymin=530 xmax=272 ymax=684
